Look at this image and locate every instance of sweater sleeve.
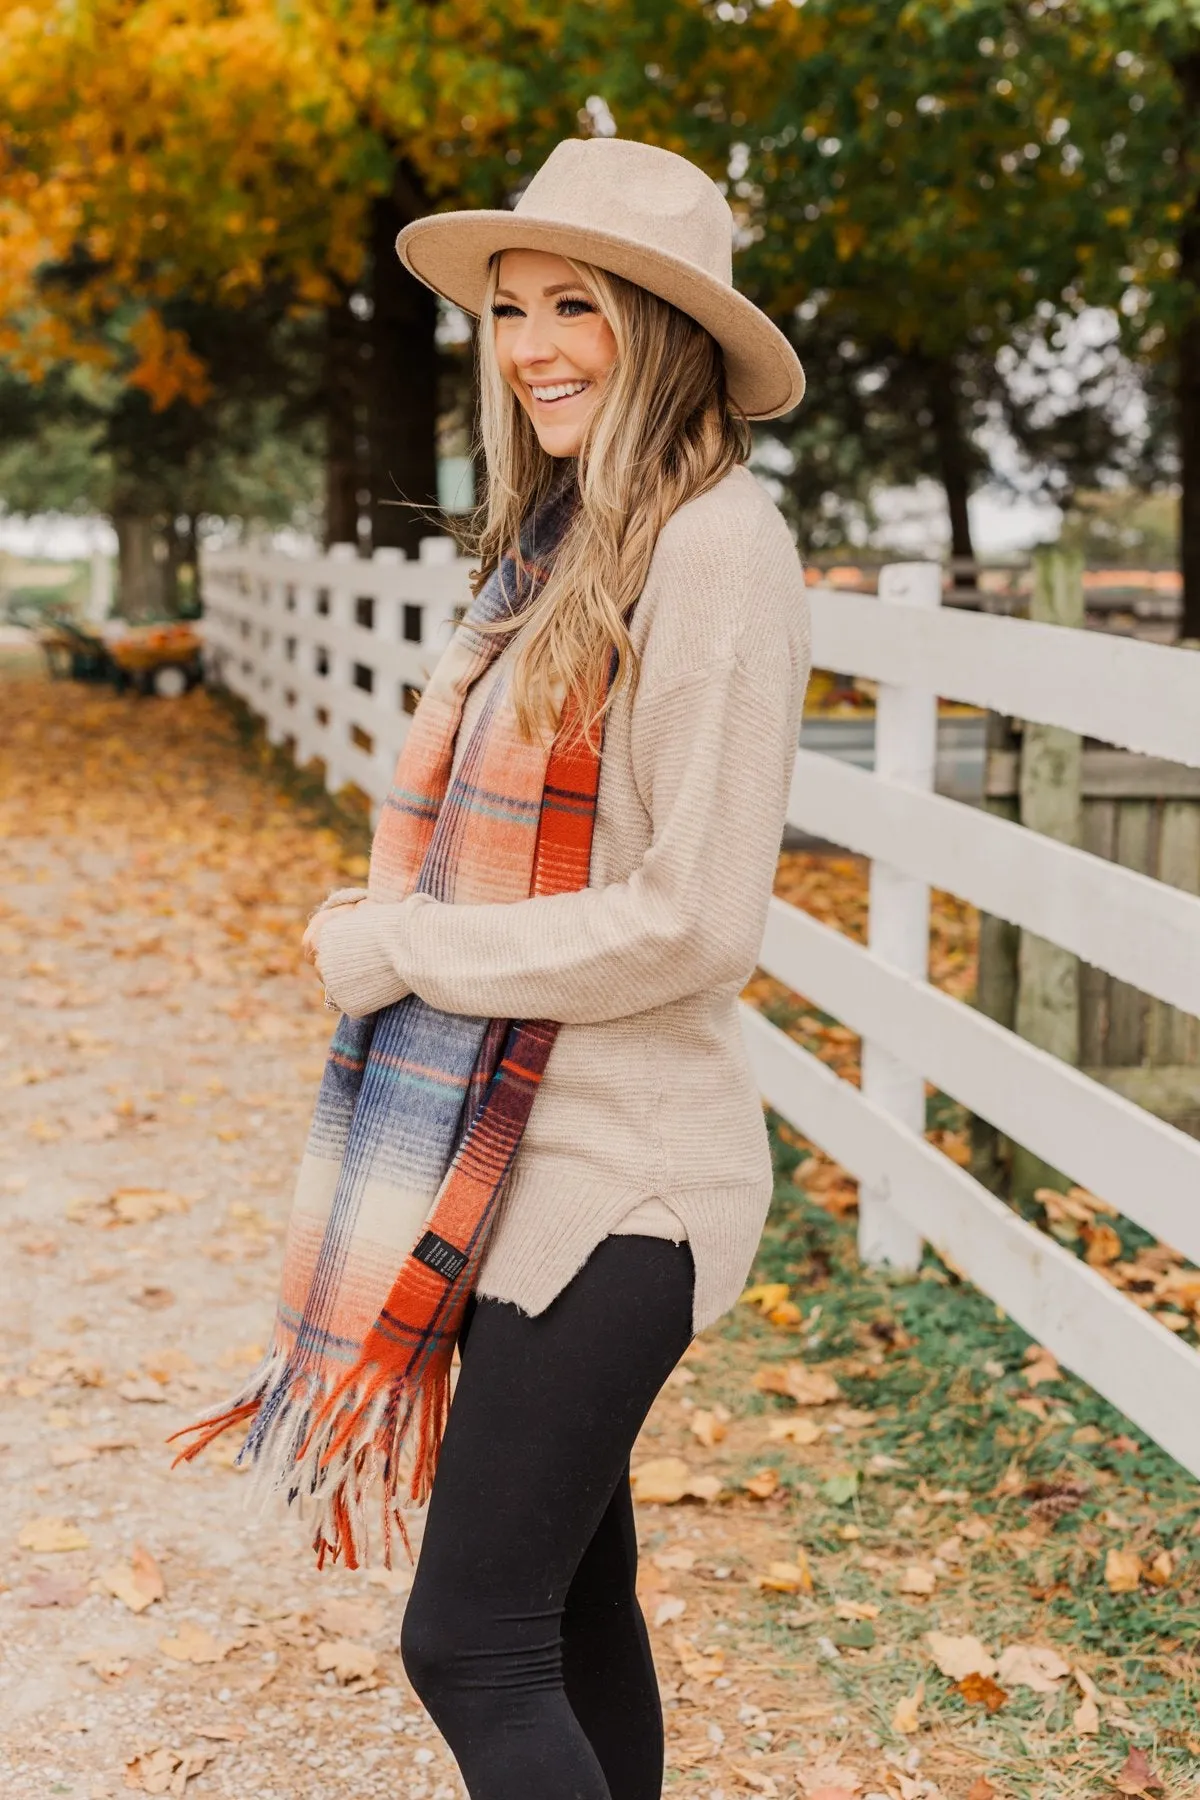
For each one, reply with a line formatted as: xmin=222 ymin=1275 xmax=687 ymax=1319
xmin=315 ymin=652 xmax=798 ymax=1026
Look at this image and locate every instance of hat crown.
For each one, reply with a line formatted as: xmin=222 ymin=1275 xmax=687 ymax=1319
xmin=514 ymin=138 xmax=734 ymax=287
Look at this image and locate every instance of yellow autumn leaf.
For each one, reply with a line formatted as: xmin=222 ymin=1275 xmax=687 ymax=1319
xmin=765 ymin=1416 xmax=822 ymax=1446
xmin=100 ymin=1544 xmax=165 ymax=1613
xmin=158 ymin=1621 xmax=242 ymax=1664
xmin=753 ymin=1362 xmax=841 ymax=1406
xmin=892 ymin=1681 xmax=924 ymax=1734
xmin=315 ymin=1638 xmax=378 ymax=1684
xmin=1146 ymin=1549 xmax=1173 ymax=1587
xmin=1105 ymin=1547 xmax=1142 ymax=1593
xmin=672 ymin=1634 xmax=725 ymax=1684
xmin=740 ymin=1282 xmax=791 ymax=1313
xmin=752 ymin=1555 xmax=813 ymax=1594
xmin=835 ymin=1599 xmax=879 ymax=1621
xmin=688 ymin=1408 xmax=727 ymax=1448
xmin=18 ymin=1516 xmax=90 ymax=1553
xmin=630 ymin=1458 xmax=721 ymax=1505
xmin=743 ymin=1467 xmax=780 ymax=1500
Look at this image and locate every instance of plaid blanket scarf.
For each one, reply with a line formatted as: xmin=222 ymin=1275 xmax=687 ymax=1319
xmin=170 ymin=478 xmax=597 ymax=1569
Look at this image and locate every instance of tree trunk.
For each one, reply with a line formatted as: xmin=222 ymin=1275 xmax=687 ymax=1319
xmin=180 ymin=514 xmax=201 ymax=614
xmin=367 ymin=165 xmax=441 ymax=557
xmin=114 ymin=513 xmax=168 ymax=621
xmin=324 ymin=295 xmax=366 ymax=551
xmin=924 ymin=357 xmax=976 ymax=590
xmin=1175 ymin=48 xmax=1200 ymax=642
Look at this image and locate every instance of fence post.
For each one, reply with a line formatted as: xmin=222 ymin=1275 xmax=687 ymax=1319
xmin=1010 ymin=546 xmax=1084 ymax=1200
xmin=858 ymin=560 xmax=942 ymax=1270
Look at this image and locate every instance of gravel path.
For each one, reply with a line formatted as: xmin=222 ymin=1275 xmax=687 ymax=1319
xmin=0 ymin=683 xmax=466 ymax=1800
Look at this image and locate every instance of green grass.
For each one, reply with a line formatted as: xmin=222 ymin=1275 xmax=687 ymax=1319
xmin=706 ymin=1117 xmax=1200 ymax=1797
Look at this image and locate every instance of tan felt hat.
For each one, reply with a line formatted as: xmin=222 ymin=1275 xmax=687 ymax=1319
xmin=395 ymin=136 xmax=805 ymax=421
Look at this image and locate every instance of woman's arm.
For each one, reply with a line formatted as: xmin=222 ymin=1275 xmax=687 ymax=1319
xmin=315 ymin=651 xmax=800 ymax=1025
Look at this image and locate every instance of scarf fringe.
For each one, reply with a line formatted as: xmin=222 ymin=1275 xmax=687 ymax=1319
xmin=167 ymin=1343 xmax=452 ymax=1569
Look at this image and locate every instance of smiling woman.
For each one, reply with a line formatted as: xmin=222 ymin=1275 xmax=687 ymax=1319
xmin=489 ymin=250 xmax=619 ymax=457
xmin=182 ymin=135 xmax=809 ymax=1800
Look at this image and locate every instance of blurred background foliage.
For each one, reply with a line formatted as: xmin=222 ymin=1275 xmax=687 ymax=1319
xmin=0 ymin=0 xmax=1198 ymax=627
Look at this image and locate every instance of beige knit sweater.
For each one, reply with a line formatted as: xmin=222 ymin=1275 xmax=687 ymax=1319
xmin=315 ymin=462 xmax=811 ymax=1332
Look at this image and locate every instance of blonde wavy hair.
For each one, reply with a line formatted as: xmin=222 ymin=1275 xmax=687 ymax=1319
xmin=449 ymin=252 xmax=753 ymax=754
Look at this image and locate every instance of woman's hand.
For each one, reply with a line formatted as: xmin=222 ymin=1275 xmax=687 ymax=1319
xmin=302 ymin=893 xmax=367 ymax=979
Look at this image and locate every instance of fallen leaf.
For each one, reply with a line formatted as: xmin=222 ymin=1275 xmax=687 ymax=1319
xmin=925 ymin=1632 xmax=998 ymax=1680
xmin=688 ymin=1409 xmax=727 ymax=1448
xmin=752 ymin=1555 xmax=813 ymax=1595
xmin=741 ymin=1282 xmax=791 ymax=1313
xmin=124 ymin=1742 xmax=218 ymax=1794
xmin=966 ymin=1781 xmax=997 ymax=1800
xmin=23 ymin=1572 xmax=89 ymax=1608
xmin=1145 ymin=1549 xmax=1173 ymax=1587
xmin=764 ymin=1416 xmax=822 ymax=1446
xmin=753 ymin=1362 xmax=841 ymax=1406
xmin=18 ymin=1515 xmax=90 ymax=1553
xmin=653 ymin=1595 xmax=687 ymax=1627
xmin=730 ymin=1766 xmax=778 ymax=1796
xmin=1022 ymin=1345 xmax=1061 ymax=1387
xmin=995 ymin=1643 xmax=1070 ymax=1692
xmin=1035 ymin=1185 xmax=1118 ymax=1225
xmin=1081 ymin=1221 xmax=1122 ymax=1265
xmin=315 ymin=1637 xmax=378 ymax=1686
xmin=892 ymin=1680 xmax=924 ymax=1734
xmin=672 ymin=1634 xmax=725 ymax=1684
xmin=77 ymin=1649 xmax=131 ymax=1682
xmin=956 ymin=1672 xmax=1008 ymax=1713
xmin=101 ymin=1545 xmax=165 ymax=1614
xmin=1073 ymin=1688 xmax=1100 ymax=1734
xmin=158 ymin=1621 xmax=243 ymax=1665
xmin=742 ymin=1468 xmax=780 ymax=1500
xmin=315 ymin=1595 xmax=383 ymax=1639
xmin=631 ymin=1458 xmax=690 ymax=1505
xmin=686 ymin=1475 xmax=724 ymax=1502
xmin=834 ymin=1599 xmax=879 ymax=1620
xmin=117 ymin=1377 xmax=169 ymax=1404
xmin=1105 ymin=1547 xmax=1143 ymax=1593
xmin=109 ymin=1187 xmax=190 ymax=1225
xmin=801 ymin=1768 xmax=863 ymax=1800
xmin=27 ymin=1350 xmax=104 ymax=1388
xmin=899 ymin=1565 xmax=937 ymax=1596
xmin=1114 ymin=1746 xmax=1163 ymax=1794
xmin=630 ymin=1458 xmax=721 ymax=1504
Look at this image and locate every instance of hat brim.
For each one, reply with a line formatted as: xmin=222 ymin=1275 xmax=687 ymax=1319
xmin=395 ymin=212 xmax=805 ymax=421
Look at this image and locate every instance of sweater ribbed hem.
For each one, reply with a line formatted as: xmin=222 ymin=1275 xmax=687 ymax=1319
xmin=474 ymin=1162 xmax=772 ymax=1336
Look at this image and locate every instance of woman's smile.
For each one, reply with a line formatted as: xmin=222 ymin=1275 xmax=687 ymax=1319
xmin=528 ymin=379 xmax=592 ymax=406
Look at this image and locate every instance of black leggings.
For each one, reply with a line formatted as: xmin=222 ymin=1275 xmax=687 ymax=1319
xmin=400 ymin=1235 xmax=696 ymax=1799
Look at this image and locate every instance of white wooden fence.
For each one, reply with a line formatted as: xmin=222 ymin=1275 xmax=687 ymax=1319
xmin=199 ymin=539 xmax=1200 ymax=1480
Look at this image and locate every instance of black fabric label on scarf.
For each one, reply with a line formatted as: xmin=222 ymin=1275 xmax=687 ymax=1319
xmin=413 ymin=1231 xmax=468 ymax=1281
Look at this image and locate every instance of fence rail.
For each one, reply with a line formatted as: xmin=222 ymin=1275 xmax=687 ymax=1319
xmin=199 ymin=537 xmax=1200 ymax=1482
